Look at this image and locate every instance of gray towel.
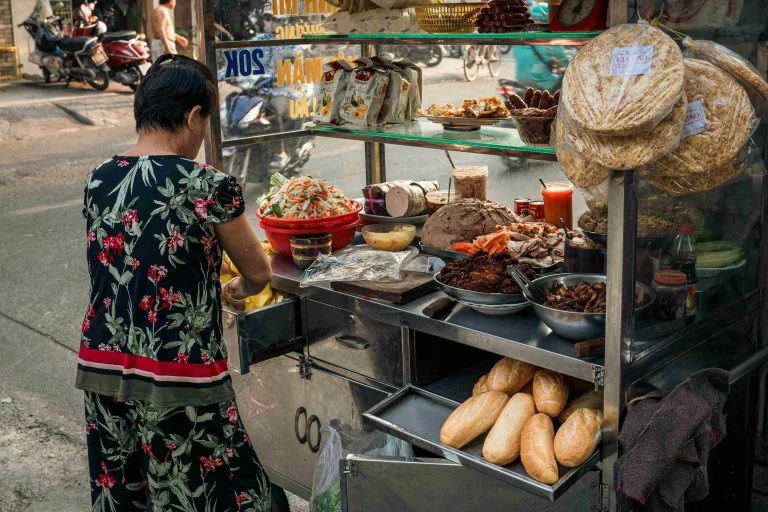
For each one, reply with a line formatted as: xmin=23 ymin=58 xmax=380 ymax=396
xmin=614 ymin=368 xmax=730 ymax=511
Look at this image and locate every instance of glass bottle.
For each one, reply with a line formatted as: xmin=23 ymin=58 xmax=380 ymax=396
xmin=670 ymin=225 xmax=698 ymax=316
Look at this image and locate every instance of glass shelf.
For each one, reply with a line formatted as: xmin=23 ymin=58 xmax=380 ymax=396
xmin=309 ymin=121 xmax=558 ymax=161
xmin=216 ymin=31 xmax=601 ymax=49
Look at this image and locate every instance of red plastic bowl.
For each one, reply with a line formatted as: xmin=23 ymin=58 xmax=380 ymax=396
xmin=257 ymin=200 xmax=363 ymax=230
xmin=260 ymin=218 xmax=361 ymax=257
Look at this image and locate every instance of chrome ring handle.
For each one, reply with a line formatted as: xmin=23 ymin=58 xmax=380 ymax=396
xmin=307 ymin=415 xmax=321 ymax=453
xmin=295 ymin=407 xmax=307 ymax=444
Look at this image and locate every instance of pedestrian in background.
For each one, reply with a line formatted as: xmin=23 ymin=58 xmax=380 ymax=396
xmin=78 ymin=54 xmax=272 ymax=511
xmin=150 ymin=0 xmax=188 ymax=61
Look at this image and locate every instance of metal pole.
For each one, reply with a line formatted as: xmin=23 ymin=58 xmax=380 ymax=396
xmin=197 ymin=0 xmax=223 ymax=169
xmin=362 ymin=43 xmax=385 ymax=185
xmin=602 ymin=169 xmax=637 ymax=512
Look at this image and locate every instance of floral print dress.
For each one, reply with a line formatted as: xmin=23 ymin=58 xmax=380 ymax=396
xmin=79 ymin=155 xmax=269 ymax=510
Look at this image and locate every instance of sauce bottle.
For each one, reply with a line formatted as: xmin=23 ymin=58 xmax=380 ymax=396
xmin=670 ymin=225 xmax=698 ymax=316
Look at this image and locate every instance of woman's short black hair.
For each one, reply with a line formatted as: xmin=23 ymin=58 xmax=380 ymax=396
xmin=134 ymin=54 xmax=218 ymax=133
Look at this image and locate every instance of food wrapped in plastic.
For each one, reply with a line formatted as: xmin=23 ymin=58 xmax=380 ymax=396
xmin=562 ymin=23 xmax=684 ymax=136
xmin=555 ymin=95 xmax=685 ymax=171
xmin=300 ymin=246 xmax=413 ymax=287
xmin=641 ymin=59 xmax=755 ymax=177
xmin=683 ymin=37 xmax=768 ymax=103
xmin=554 ymin=118 xmax=611 ymax=189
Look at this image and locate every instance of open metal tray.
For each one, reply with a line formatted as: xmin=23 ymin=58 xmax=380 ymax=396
xmin=362 ymin=385 xmax=601 ymax=501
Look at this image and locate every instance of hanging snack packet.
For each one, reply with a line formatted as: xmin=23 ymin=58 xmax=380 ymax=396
xmin=392 ymin=58 xmax=422 ymax=121
xmin=372 ymin=56 xmax=411 ymax=124
xmin=313 ymin=60 xmax=353 ymax=126
xmin=340 ymin=58 xmax=391 ymax=128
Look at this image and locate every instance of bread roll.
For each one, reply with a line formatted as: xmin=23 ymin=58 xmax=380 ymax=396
xmin=487 ymin=358 xmax=537 ymax=395
xmin=472 ymin=374 xmax=489 ymax=396
xmin=520 ymin=381 xmax=534 ymax=396
xmin=520 ymin=413 xmax=558 ymax=484
xmin=554 ymin=408 xmax=603 ymax=467
xmin=533 ymin=369 xmax=569 ymax=417
xmin=557 ymin=390 xmax=604 ymax=424
xmin=482 ymin=393 xmax=536 ymax=465
xmin=440 ymin=391 xmax=509 ymax=449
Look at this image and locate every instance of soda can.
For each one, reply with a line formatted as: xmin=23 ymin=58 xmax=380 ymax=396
xmin=513 ymin=197 xmax=530 ymax=217
xmin=529 ymin=200 xmax=545 ymax=220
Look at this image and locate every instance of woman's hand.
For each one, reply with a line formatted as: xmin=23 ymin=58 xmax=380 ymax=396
xmin=213 ymin=215 xmax=272 ymax=297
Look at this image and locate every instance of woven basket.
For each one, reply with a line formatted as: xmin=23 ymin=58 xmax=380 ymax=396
xmin=415 ymin=3 xmax=485 ymax=34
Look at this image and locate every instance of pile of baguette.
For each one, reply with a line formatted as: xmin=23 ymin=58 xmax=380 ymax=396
xmin=439 ymin=357 xmax=603 ymax=484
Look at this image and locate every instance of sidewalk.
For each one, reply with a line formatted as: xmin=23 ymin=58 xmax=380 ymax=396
xmin=0 ymin=80 xmax=135 ymax=142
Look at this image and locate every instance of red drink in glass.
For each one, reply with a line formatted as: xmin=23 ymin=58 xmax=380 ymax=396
xmin=542 ymin=181 xmax=573 ymax=229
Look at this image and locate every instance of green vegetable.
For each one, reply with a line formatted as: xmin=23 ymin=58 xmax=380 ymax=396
xmin=696 ymin=248 xmax=744 ymax=269
xmin=311 ymin=486 xmax=341 ymax=512
xmin=694 ymin=229 xmax=720 ymax=243
xmin=697 ymin=241 xmax=738 ymax=253
xmin=271 ymin=203 xmax=283 ymax=218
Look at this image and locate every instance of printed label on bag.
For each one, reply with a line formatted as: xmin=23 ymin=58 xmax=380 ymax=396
xmin=609 ymin=46 xmax=654 ymax=76
xmin=682 ymin=100 xmax=709 ymax=138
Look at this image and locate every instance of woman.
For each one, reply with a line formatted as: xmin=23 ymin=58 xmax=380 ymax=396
xmin=77 ymin=54 xmax=273 ymax=511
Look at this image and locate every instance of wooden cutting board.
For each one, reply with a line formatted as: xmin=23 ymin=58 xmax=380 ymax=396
xmin=331 ymin=271 xmax=438 ymax=304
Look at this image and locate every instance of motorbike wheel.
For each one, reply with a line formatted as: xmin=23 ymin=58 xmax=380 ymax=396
xmin=463 ymin=46 xmax=479 ymax=82
xmin=488 ymin=47 xmax=502 ymax=78
xmin=426 ymin=47 xmax=443 ymax=67
xmin=127 ymin=65 xmax=144 ymax=92
xmin=42 ymin=68 xmax=51 ymax=84
xmin=87 ymin=65 xmax=110 ymax=91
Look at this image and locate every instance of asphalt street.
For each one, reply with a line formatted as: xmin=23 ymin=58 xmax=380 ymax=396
xmin=0 ymin=52 xmax=584 ymax=511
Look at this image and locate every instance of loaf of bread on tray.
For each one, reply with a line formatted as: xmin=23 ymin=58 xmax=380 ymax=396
xmin=558 ymin=389 xmax=604 ymax=424
xmin=521 ymin=413 xmax=559 ymax=484
xmin=554 ymin=408 xmax=603 ymax=467
xmin=486 ymin=358 xmax=538 ymax=396
xmin=482 ymin=393 xmax=537 ymax=466
xmin=533 ymin=369 xmax=569 ymax=417
xmin=440 ymin=391 xmax=509 ymax=449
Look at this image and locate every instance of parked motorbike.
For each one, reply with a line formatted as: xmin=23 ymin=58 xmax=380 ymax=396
xmin=20 ymin=12 xmax=111 ymax=90
xmin=73 ymin=2 xmax=150 ymax=91
xmin=380 ymin=44 xmax=442 ymax=67
xmin=222 ymin=74 xmax=315 ymax=184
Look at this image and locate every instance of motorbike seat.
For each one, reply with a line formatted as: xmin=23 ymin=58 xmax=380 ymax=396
xmin=57 ymin=36 xmax=96 ymax=52
xmin=101 ymin=30 xmax=137 ymax=42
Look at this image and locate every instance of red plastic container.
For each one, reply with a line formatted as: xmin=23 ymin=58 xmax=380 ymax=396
xmin=256 ymin=200 xmax=363 ymax=231
xmin=260 ymin=218 xmax=361 ymax=257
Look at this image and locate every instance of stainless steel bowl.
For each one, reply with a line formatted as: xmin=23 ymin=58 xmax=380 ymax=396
xmin=528 ymin=273 xmax=655 ymax=341
xmin=434 ymin=274 xmax=527 ymax=305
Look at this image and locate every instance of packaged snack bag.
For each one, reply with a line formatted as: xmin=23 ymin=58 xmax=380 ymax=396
xmin=313 ymin=59 xmax=353 ymax=126
xmin=340 ymin=58 xmax=390 ymax=128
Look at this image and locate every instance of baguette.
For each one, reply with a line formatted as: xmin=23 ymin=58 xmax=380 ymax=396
xmin=482 ymin=393 xmax=536 ymax=465
xmin=487 ymin=358 xmax=537 ymax=395
xmin=554 ymin=408 xmax=603 ymax=467
xmin=520 ymin=413 xmax=559 ymax=484
xmin=557 ymin=390 xmax=604 ymax=424
xmin=533 ymin=369 xmax=569 ymax=417
xmin=440 ymin=391 xmax=509 ymax=449
xmin=520 ymin=381 xmax=534 ymax=396
xmin=472 ymin=374 xmax=489 ymax=396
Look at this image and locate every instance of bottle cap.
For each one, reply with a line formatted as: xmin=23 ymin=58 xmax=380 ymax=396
xmin=678 ymin=225 xmax=694 ymax=234
xmin=655 ymin=270 xmax=686 ymax=286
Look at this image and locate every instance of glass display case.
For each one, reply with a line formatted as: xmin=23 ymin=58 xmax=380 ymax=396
xmin=199 ymin=0 xmax=768 ymax=509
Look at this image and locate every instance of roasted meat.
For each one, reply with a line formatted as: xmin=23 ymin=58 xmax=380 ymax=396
xmin=439 ymin=251 xmax=537 ymax=294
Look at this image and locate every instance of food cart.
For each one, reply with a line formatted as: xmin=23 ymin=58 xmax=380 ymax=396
xmin=195 ymin=1 xmax=768 ymax=509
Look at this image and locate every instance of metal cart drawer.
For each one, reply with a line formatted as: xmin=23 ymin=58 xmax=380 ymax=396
xmin=341 ymin=455 xmax=600 ymax=511
xmin=222 ymin=297 xmax=302 ymax=374
xmin=362 ymin=385 xmax=600 ymax=502
xmin=306 ymin=300 xmax=404 ymax=387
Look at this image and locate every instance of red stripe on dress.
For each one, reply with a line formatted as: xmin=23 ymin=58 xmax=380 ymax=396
xmin=78 ymin=346 xmax=229 ymax=378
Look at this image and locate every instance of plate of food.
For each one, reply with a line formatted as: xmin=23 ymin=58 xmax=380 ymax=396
xmin=418 ymin=97 xmax=510 ymax=131
xmin=434 ymin=251 xmax=535 ymax=305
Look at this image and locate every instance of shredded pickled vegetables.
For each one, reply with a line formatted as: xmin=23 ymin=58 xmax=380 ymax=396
xmin=259 ymin=173 xmax=356 ymax=219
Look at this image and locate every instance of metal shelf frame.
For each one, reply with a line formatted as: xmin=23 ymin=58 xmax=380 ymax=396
xmin=194 ymin=1 xmax=768 ymax=509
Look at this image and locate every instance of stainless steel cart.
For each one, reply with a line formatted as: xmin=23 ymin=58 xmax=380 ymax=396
xmin=196 ymin=3 xmax=768 ymax=509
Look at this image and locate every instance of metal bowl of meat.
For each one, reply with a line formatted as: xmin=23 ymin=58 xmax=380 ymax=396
xmin=434 ymin=251 xmax=532 ymax=305
xmin=527 ymin=274 xmax=655 ymax=341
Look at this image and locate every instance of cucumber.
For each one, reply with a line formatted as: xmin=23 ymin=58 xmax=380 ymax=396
xmin=697 ymin=240 xmax=738 ymax=253
xmin=694 ymin=230 xmax=720 ymax=243
xmin=696 ymin=248 xmax=744 ymax=269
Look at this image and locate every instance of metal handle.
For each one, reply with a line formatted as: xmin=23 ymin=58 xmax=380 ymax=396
xmin=307 ymin=415 xmax=321 ymax=453
xmin=335 ymin=334 xmax=370 ymax=350
xmin=295 ymin=407 xmax=307 ymax=444
xmin=729 ymin=345 xmax=768 ymax=384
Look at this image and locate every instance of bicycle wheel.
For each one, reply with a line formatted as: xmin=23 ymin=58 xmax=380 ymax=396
xmin=463 ymin=45 xmax=479 ymax=82
xmin=488 ymin=47 xmax=502 ymax=78
xmin=500 ymin=45 xmax=512 ymax=55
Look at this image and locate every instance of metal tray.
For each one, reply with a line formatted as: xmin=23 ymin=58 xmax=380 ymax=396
xmin=362 ymin=385 xmax=601 ymax=501
xmin=434 ymin=273 xmax=526 ymax=305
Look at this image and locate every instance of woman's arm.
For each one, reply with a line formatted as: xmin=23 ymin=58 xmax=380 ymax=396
xmin=213 ymin=215 xmax=272 ymax=300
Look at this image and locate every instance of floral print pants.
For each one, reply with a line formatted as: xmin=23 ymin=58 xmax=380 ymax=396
xmin=84 ymin=392 xmax=270 ymax=511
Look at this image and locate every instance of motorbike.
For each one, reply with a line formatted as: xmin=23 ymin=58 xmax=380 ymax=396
xmin=380 ymin=44 xmax=442 ymax=67
xmin=222 ymin=74 xmax=315 ymax=184
xmin=73 ymin=2 xmax=150 ymax=91
xmin=19 ymin=12 xmax=112 ymax=90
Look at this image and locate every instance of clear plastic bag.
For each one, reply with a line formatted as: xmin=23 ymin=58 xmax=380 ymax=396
xmin=561 ymin=22 xmax=684 ymax=136
xmin=309 ymin=427 xmax=413 ymax=512
xmin=683 ymin=37 xmax=768 ymax=103
xmin=640 ymin=58 xmax=756 ymax=178
xmin=300 ymin=246 xmax=415 ymax=287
